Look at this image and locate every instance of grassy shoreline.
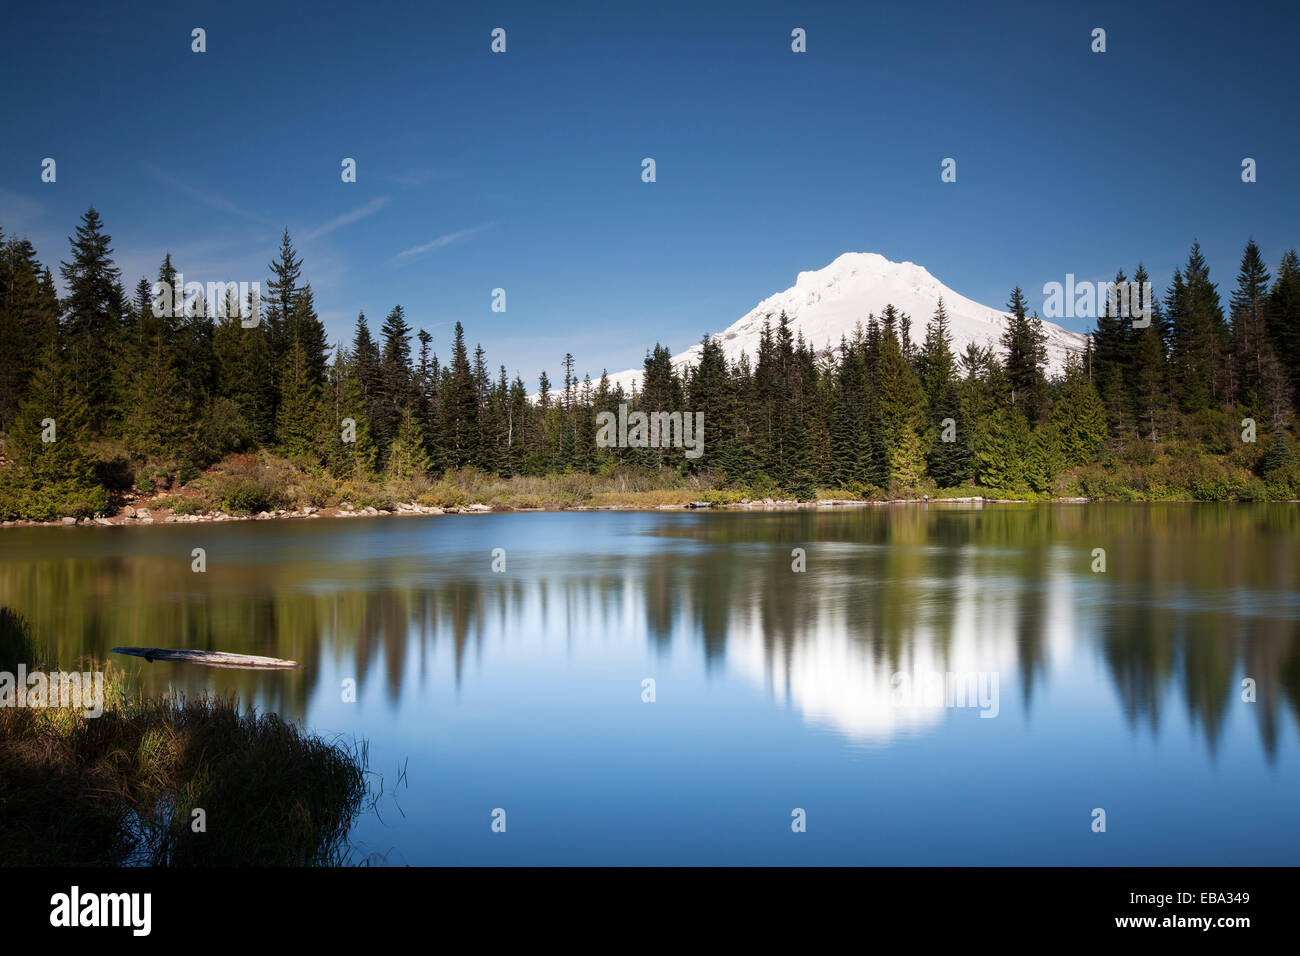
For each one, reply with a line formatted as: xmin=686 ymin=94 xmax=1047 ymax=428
xmin=3 ymin=447 xmax=1298 ymax=528
xmin=3 ymin=488 xmax=1297 ymax=529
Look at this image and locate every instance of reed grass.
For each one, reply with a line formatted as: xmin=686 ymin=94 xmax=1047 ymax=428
xmin=0 ymin=607 xmax=368 ymax=866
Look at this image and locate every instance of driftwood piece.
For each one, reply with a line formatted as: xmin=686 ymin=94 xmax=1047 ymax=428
xmin=111 ymin=647 xmax=300 ymax=670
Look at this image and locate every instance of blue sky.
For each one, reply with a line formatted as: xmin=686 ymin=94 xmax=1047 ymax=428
xmin=1 ymin=0 xmax=1297 ymax=384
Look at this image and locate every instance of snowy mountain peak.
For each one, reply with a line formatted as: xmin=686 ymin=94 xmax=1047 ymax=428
xmin=600 ymin=253 xmax=1088 ymax=397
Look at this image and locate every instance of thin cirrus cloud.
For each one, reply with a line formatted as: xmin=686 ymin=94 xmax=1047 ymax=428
xmin=143 ymin=162 xmax=392 ymax=242
xmin=391 ymin=223 xmax=494 ymax=264
xmin=301 ymin=195 xmax=392 ymax=240
xmin=141 ymin=162 xmax=280 ymax=227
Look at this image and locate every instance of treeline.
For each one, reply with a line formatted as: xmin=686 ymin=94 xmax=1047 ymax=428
xmin=1 ymin=207 xmax=1299 ymax=519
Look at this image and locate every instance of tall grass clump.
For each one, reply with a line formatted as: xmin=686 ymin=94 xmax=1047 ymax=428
xmin=0 ymin=607 xmax=368 ymax=866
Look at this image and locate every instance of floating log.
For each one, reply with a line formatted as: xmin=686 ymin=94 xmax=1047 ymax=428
xmin=111 ymin=647 xmax=299 ymax=670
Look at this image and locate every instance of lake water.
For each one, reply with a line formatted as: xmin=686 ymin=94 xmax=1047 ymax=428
xmin=2 ymin=503 xmax=1298 ymax=865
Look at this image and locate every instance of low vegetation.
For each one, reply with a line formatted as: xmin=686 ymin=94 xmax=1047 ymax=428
xmin=0 ymin=607 xmax=368 ymax=865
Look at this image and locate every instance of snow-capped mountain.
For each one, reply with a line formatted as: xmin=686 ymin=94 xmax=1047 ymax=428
xmin=601 ymin=252 xmax=1087 ymax=395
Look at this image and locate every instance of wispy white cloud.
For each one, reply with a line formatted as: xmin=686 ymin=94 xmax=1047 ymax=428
xmin=392 ymin=223 xmax=493 ymax=263
xmin=302 ymin=195 xmax=391 ymax=240
xmin=141 ymin=162 xmax=279 ymax=226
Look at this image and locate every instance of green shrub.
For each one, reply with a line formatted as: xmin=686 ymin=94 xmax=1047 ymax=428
xmin=1258 ymin=434 xmax=1297 ymax=477
xmin=785 ymin=476 xmax=818 ymax=502
xmin=190 ymin=453 xmax=294 ymax=514
xmin=220 ymin=482 xmax=268 ymax=514
xmin=293 ymin=475 xmax=341 ymax=509
xmin=152 ymin=494 xmax=202 ymax=515
xmin=416 ymin=483 xmax=470 ymax=509
xmin=1236 ymin=478 xmax=1269 ymax=502
xmin=0 ymin=478 xmax=110 ymax=522
xmin=1073 ymin=465 xmax=1131 ymax=499
xmin=1190 ymin=473 xmax=1232 ymax=501
xmin=197 ymin=396 xmax=253 ymax=462
xmin=355 ymin=487 xmax=396 ymax=511
xmin=1264 ymin=467 xmax=1300 ymax=500
xmin=172 ymin=497 xmax=202 ymax=516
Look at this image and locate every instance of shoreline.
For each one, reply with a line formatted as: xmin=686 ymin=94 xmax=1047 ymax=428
xmin=8 ymin=494 xmax=1295 ymax=529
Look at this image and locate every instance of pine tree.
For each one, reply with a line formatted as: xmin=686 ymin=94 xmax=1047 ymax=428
xmin=875 ymin=312 xmax=925 ymax=446
xmin=262 ymin=230 xmax=304 ymax=425
xmin=58 ymin=207 xmax=123 ymax=427
xmin=441 ymin=322 xmax=478 ymax=469
xmin=973 ymin=405 xmax=1031 ymax=491
xmin=1092 ymin=269 xmax=1138 ymax=441
xmin=275 ymin=335 xmax=324 ymax=459
xmin=1230 ymin=238 xmax=1285 ymax=423
xmin=687 ymin=336 xmax=727 ymax=473
xmin=352 ymin=312 xmax=380 ymax=400
xmin=917 ymin=297 xmax=956 ymax=418
xmin=1000 ymin=286 xmax=1048 ymax=424
xmin=324 ymin=347 xmax=376 ymax=480
xmin=1266 ymin=250 xmax=1300 ymax=414
xmin=414 ymin=330 xmax=435 ymax=430
xmin=1023 ymin=425 xmax=1065 ymax=494
xmin=0 ymin=343 xmax=107 ymax=519
xmin=120 ymin=324 xmax=195 ymax=462
xmin=888 ymin=426 xmax=927 ymax=492
xmin=1256 ymin=429 xmax=1294 ymax=471
xmin=1170 ymin=243 xmax=1227 ymax=410
xmin=926 ymin=383 xmax=972 ymax=487
xmin=1049 ymin=357 xmax=1107 ymax=466
xmin=1128 ymin=263 xmax=1171 ymax=441
xmin=177 ymin=283 xmax=216 ymax=422
xmin=828 ymin=334 xmax=868 ymax=486
xmin=213 ymin=288 xmax=275 ymax=446
xmin=291 ymin=284 xmax=329 ymax=386
xmin=473 ymin=344 xmax=493 ymax=470
xmin=375 ymin=304 xmax=412 ymax=450
xmin=0 ymin=236 xmax=59 ymax=428
xmin=265 ymin=229 xmax=302 ymax=358
xmin=386 ymin=406 xmax=432 ymax=479
xmin=506 ymin=373 xmax=529 ymax=475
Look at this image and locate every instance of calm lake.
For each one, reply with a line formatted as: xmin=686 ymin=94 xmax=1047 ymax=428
xmin=2 ymin=503 xmax=1298 ymax=865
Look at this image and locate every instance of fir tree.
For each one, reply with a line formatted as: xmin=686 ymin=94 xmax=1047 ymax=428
xmin=324 ymin=347 xmax=376 ymax=480
xmin=1049 ymin=357 xmax=1107 ymax=467
xmin=0 ymin=236 xmax=58 ymax=428
xmin=1230 ymin=238 xmax=1284 ymax=421
xmin=1000 ymin=286 xmax=1048 ymax=424
xmin=386 ymin=406 xmax=432 ymax=479
xmin=58 ymin=207 xmax=122 ymax=426
xmin=918 ymin=297 xmax=956 ymax=418
xmin=441 ymin=322 xmax=478 ymax=469
xmin=276 ymin=335 xmax=324 ymax=459
xmin=1266 ymin=250 xmax=1300 ymax=414
xmin=0 ymin=343 xmax=107 ymax=519
xmin=376 ymin=304 xmax=413 ymax=449
xmin=926 ymin=384 xmax=972 ymax=487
